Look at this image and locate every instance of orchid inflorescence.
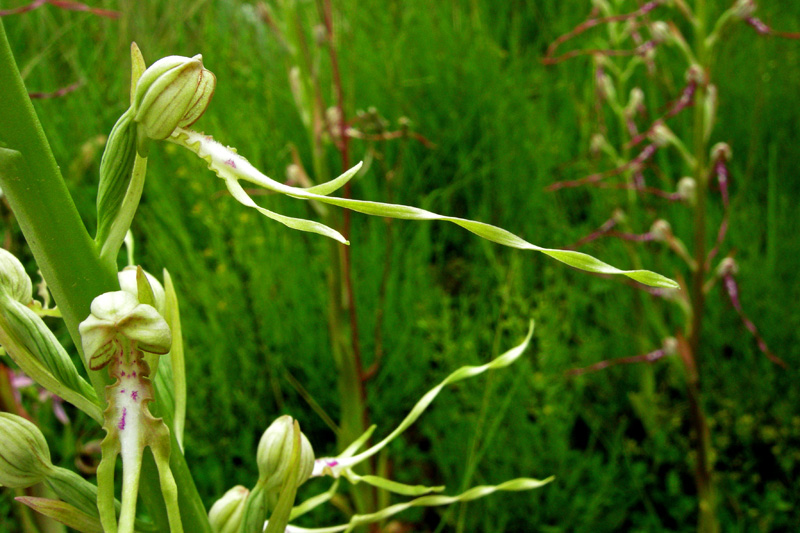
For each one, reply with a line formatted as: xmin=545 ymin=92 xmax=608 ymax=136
xmin=0 ymin=35 xmax=683 ymax=533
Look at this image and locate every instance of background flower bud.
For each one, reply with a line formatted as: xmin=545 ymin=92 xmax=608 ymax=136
xmin=208 ymin=485 xmax=248 ymax=533
xmin=677 ymin=177 xmax=697 ymax=204
xmin=0 ymin=248 xmax=32 ymax=304
xmin=0 ymin=413 xmax=55 ymax=488
xmin=650 ymin=219 xmax=673 ymax=242
xmin=133 ymin=54 xmax=215 ymax=143
xmin=711 ymin=142 xmax=732 ymax=162
xmin=256 ymin=415 xmax=315 ymax=492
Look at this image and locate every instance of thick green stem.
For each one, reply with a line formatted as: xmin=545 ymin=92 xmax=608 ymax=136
xmin=0 ymin=20 xmax=210 ymax=533
xmin=0 ymin=20 xmax=117 ymax=397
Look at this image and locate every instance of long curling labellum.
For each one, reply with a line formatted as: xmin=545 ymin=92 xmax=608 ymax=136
xmin=80 ymin=289 xmax=182 ymax=533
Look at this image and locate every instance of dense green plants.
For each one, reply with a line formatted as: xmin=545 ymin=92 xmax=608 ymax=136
xmin=543 ymin=0 xmax=798 ymax=531
xmin=1 ymin=1 xmax=799 ymax=531
xmin=0 ymin=2 xmax=680 ymax=532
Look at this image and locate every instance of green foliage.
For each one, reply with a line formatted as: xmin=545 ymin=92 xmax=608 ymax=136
xmin=2 ymin=0 xmax=799 ymax=531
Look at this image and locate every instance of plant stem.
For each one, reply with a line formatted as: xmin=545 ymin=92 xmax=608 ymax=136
xmin=687 ymin=2 xmax=718 ymax=532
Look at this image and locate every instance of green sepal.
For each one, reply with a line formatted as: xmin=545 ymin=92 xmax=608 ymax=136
xmin=96 ymin=108 xmax=137 ymax=250
xmin=264 ymin=421 xmax=304 ymax=533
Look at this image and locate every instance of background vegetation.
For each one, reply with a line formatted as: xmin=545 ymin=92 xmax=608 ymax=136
xmin=2 ymin=0 xmax=799 ymax=531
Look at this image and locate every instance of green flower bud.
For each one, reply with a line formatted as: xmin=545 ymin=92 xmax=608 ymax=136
xmin=256 ymin=415 xmax=315 ymax=492
xmin=0 ymin=412 xmax=55 ymax=488
xmin=650 ymin=219 xmax=673 ymax=242
xmin=677 ymin=177 xmax=697 ymax=205
xmin=118 ymin=266 xmax=166 ymax=316
xmin=733 ymin=0 xmax=757 ymax=19
xmin=79 ymin=291 xmax=171 ymax=371
xmin=0 ymin=248 xmax=32 ymax=304
xmin=208 ymin=485 xmax=248 ymax=533
xmin=133 ymin=54 xmax=216 ymax=145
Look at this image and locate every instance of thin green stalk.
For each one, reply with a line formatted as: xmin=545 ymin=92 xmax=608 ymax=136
xmin=687 ymin=3 xmax=718 ymax=532
xmin=0 ymin=20 xmax=211 ymax=533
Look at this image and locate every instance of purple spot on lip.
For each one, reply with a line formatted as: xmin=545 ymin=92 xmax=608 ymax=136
xmin=327 ymin=460 xmax=339 ymax=467
xmin=131 ymin=391 xmax=139 ymax=401
xmin=225 ymin=159 xmax=237 ymax=168
xmin=120 ymin=371 xmax=126 ymax=377
xmin=120 ymin=389 xmax=126 ymax=394
xmin=132 ymin=371 xmax=137 ymax=377
xmin=117 ymin=407 xmax=127 ymax=430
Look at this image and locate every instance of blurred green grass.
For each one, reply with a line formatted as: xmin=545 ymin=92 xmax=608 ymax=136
xmin=2 ymin=0 xmax=800 ymax=531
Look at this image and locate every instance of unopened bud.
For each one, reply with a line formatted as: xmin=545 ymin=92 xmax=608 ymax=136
xmin=686 ymin=64 xmax=706 ymax=85
xmin=677 ymin=177 xmax=696 ymax=204
xmin=662 ymin=337 xmax=679 ymax=356
xmin=133 ymin=54 xmax=215 ymax=145
xmin=596 ymin=72 xmax=616 ymax=102
xmin=209 ymin=485 xmax=249 ymax=533
xmin=79 ymin=291 xmax=171 ymax=370
xmin=717 ymin=257 xmax=739 ymax=277
xmin=650 ymin=21 xmax=671 ymax=43
xmin=650 ymin=124 xmax=676 ymax=147
xmin=711 ymin=142 xmax=732 ymax=162
xmin=650 ymin=219 xmax=673 ymax=241
xmin=733 ymin=0 xmax=757 ymax=19
xmin=612 ymin=208 xmax=627 ymax=224
xmin=256 ymin=415 xmax=315 ymax=492
xmin=0 ymin=413 xmax=55 ymax=488
xmin=0 ymin=248 xmax=32 ymax=304
xmin=326 ymin=106 xmax=342 ymax=132
xmin=590 ymin=134 xmax=607 ymax=155
xmin=626 ymin=88 xmax=644 ymax=115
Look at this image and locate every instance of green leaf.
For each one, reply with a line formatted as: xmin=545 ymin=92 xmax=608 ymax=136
xmin=16 ymin=497 xmax=104 ymax=533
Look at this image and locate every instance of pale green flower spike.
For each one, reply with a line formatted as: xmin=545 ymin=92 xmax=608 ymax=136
xmin=168 ymin=128 xmax=678 ymax=289
xmin=79 ymin=285 xmax=182 ymax=533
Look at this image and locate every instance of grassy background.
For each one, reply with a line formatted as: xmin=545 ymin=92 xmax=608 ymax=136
xmin=2 ymin=0 xmax=800 ymax=531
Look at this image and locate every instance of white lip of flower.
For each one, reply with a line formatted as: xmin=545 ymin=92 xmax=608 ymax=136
xmin=78 ymin=291 xmax=180 ymax=533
